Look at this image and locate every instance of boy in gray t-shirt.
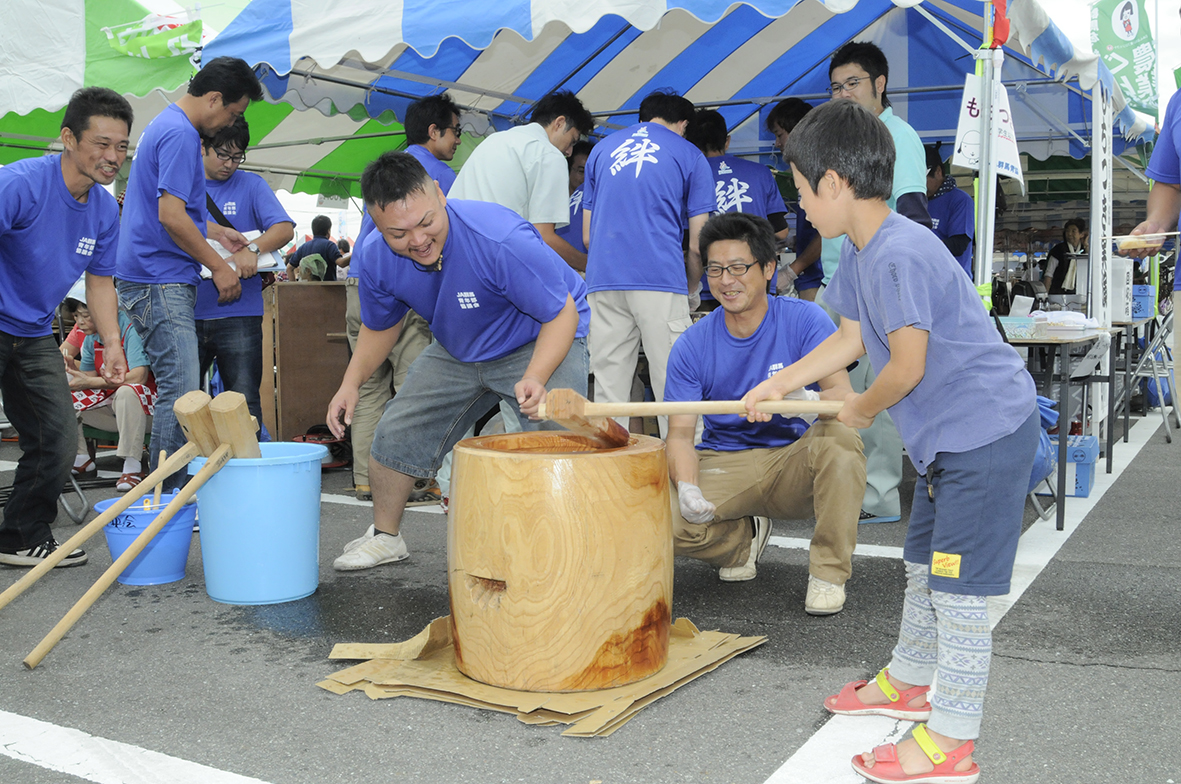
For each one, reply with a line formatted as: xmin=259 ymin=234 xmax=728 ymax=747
xmin=744 ymin=99 xmax=1037 ymax=784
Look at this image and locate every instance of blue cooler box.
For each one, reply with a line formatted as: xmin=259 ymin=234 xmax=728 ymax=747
xmin=1038 ymin=435 xmax=1098 ymax=498
xmin=1131 ymin=285 xmax=1155 ymax=320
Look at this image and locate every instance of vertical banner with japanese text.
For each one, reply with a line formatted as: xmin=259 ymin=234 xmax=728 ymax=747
xmin=952 ymin=74 xmax=1025 ymax=192
xmin=1092 ymin=0 xmax=1157 ymax=117
xmin=1089 ymin=81 xmax=1114 ymax=436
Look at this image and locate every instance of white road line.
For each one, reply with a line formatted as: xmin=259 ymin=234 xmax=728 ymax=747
xmin=320 ymin=493 xmax=445 ymax=514
xmin=763 ymin=415 xmax=1164 ymax=784
xmin=0 ymin=710 xmax=273 ymax=784
xmin=770 ymin=535 xmax=904 ymax=560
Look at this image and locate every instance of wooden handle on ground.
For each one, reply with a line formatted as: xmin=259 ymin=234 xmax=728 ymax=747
xmin=0 ymin=442 xmax=201 ymax=615
xmin=537 ymin=398 xmax=844 ymax=419
xmin=174 ymin=391 xmax=219 ymax=457
xmin=23 ymin=444 xmax=232 ymax=670
xmin=209 ymin=392 xmax=261 ymax=458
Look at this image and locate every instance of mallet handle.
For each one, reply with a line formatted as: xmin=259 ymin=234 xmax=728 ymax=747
xmin=0 ymin=442 xmax=202 ymax=614
xmin=23 ymin=444 xmax=231 ymax=670
xmin=538 ymin=399 xmax=843 ymax=418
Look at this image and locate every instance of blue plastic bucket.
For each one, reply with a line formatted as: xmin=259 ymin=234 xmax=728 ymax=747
xmin=95 ymin=492 xmax=196 ymax=586
xmin=189 ymin=442 xmax=328 ymax=605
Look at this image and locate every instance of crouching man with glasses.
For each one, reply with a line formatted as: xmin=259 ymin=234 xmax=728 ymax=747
xmin=663 ymin=213 xmax=865 ymax=615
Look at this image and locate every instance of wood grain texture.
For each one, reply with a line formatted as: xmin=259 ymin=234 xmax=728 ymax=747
xmin=541 ymin=388 xmax=631 ymax=448
xmin=448 ymin=432 xmax=672 ymax=692
xmin=209 ymin=391 xmax=262 ymax=458
xmin=173 ymin=390 xmax=218 ymax=457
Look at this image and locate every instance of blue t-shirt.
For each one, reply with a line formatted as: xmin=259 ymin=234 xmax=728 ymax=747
xmin=116 ymin=103 xmax=206 ymax=285
xmin=291 ymin=236 xmax=342 ymax=281
xmin=346 ymin=212 xmax=376 ymax=281
xmin=701 ymin=154 xmax=788 ymax=300
xmin=793 ymin=205 xmax=824 ymax=290
xmin=406 ymin=144 xmax=457 ymax=195
xmin=1146 ymin=88 xmax=1181 ymax=291
xmin=359 ymin=200 xmax=590 ymax=362
xmin=81 ymin=310 xmax=149 ymax=373
xmin=196 ymin=172 xmax=294 ymax=320
xmin=0 ymin=156 xmax=119 ymax=337
xmin=554 ymin=186 xmax=586 ymax=254
xmin=665 ymin=297 xmax=835 ymax=451
xmin=928 ymin=186 xmax=975 ymax=278
xmin=822 ymin=212 xmax=1035 ymax=474
xmin=582 ymin=123 xmax=715 ymax=294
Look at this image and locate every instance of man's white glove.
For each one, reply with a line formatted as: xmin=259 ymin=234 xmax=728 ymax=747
xmin=688 ymin=280 xmax=703 ymax=312
xmin=786 ymin=386 xmax=821 ymax=426
xmin=678 ymin=481 xmax=716 ymax=524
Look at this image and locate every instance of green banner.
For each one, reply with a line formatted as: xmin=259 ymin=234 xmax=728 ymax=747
xmin=105 ymin=15 xmax=202 ymax=60
xmin=1091 ymin=0 xmax=1157 ymax=117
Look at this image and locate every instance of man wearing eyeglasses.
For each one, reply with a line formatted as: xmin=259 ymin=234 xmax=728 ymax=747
xmin=819 ymin=41 xmax=930 ymax=527
xmin=664 ymin=213 xmax=865 ymax=614
xmin=195 ymin=117 xmax=294 ymax=431
xmin=402 ymin=93 xmax=462 ymax=195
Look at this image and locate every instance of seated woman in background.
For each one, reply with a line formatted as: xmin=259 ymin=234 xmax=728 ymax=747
xmin=64 ymin=283 xmax=157 ymax=492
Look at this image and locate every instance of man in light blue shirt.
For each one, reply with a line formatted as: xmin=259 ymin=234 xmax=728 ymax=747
xmin=819 ymin=41 xmax=931 ymax=525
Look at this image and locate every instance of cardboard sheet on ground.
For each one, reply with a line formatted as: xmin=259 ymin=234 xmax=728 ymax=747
xmin=319 ymin=616 xmax=765 ymax=737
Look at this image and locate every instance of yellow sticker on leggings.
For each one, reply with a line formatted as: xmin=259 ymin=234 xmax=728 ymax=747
xmin=931 ymin=552 xmax=961 ymax=578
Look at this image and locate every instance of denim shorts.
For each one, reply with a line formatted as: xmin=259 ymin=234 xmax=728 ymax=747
xmin=904 ymin=408 xmax=1040 ymax=596
xmin=371 ymin=337 xmax=588 ymax=478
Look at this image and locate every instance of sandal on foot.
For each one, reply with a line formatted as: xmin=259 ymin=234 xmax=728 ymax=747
xmin=72 ymin=458 xmax=96 ymax=478
xmin=825 ymin=668 xmax=931 ymax=721
xmin=851 ymin=724 xmax=979 ymax=784
xmin=116 ymin=472 xmax=145 ymax=492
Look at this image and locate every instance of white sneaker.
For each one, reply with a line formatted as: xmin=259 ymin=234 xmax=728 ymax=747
xmin=333 ymin=532 xmax=408 ymax=571
xmin=805 ymin=575 xmax=846 ymax=615
xmin=719 ymin=516 xmax=772 ymax=582
xmin=343 ymin=524 xmax=375 ymax=553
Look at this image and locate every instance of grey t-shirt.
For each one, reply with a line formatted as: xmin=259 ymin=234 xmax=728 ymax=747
xmin=823 ymin=212 xmax=1035 ymax=473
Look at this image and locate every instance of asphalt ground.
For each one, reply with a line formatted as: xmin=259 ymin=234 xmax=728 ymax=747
xmin=0 ymin=412 xmax=1177 ymax=784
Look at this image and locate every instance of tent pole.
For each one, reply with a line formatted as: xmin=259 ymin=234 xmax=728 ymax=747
xmin=973 ymin=48 xmax=1002 ymax=287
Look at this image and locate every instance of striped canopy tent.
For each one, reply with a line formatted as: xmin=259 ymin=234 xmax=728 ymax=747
xmin=0 ymin=0 xmax=412 ymax=200
xmin=198 ymin=0 xmax=1153 ymax=202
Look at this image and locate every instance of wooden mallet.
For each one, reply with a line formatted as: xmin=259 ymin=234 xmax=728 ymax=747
xmin=22 ymin=391 xmax=259 ymax=669
xmin=537 ymin=388 xmax=844 ymax=447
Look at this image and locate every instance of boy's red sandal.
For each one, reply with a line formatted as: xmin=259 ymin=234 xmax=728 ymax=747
xmin=851 ymin=724 xmax=980 ymax=784
xmin=825 ymin=668 xmax=931 ymax=721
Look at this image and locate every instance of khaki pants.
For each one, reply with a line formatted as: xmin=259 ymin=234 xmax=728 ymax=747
xmin=345 ymin=282 xmax=432 ymax=487
xmin=670 ymin=420 xmax=866 ymax=584
xmin=76 ymin=385 xmax=152 ymax=460
xmin=588 ymin=289 xmax=692 ymax=438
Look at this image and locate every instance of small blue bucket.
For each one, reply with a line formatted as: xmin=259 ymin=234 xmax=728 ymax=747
xmin=189 ymin=442 xmax=328 ymax=605
xmin=95 ymin=492 xmax=196 ymax=586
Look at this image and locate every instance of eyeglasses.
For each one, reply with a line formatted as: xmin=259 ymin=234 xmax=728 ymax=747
xmin=445 ymin=125 xmax=462 ymax=137
xmin=704 ymin=262 xmax=759 ymax=278
xmin=215 ymin=149 xmax=246 ymax=164
xmin=829 ymin=76 xmax=867 ymax=96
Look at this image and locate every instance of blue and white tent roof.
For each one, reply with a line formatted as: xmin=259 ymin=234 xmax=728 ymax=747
xmin=205 ymin=0 xmax=1152 ymax=163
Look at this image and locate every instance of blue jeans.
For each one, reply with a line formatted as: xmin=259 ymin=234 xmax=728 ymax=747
xmin=0 ymin=332 xmax=75 ymax=550
xmin=119 ymin=282 xmax=199 ymax=491
xmin=372 ymin=338 xmax=589 ymax=478
xmin=197 ymin=316 xmax=264 ymax=430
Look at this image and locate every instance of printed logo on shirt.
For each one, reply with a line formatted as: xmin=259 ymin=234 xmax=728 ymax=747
xmin=930 ymin=217 xmax=941 ymax=230
xmin=457 ymin=291 xmax=480 ymax=309
xmin=931 ymin=551 xmax=962 ymax=579
xmin=609 ymin=129 xmax=661 ymax=177
xmin=717 ymin=161 xmax=732 ymax=175
xmin=75 ymin=237 xmax=96 ymax=257
xmin=222 ymin=201 xmax=238 ymax=216
xmin=766 ymin=362 xmax=784 ymax=378
xmin=569 ymin=190 xmax=583 ymax=212
xmin=716 ymin=178 xmax=753 ymax=213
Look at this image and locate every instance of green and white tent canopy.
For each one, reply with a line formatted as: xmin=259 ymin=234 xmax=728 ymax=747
xmin=0 ymin=0 xmax=419 ymax=198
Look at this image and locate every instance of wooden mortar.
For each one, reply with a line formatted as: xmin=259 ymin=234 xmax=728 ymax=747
xmin=448 ymin=431 xmax=672 ymax=692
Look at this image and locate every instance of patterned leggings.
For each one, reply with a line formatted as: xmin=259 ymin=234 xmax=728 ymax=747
xmin=888 ymin=560 xmax=991 ymax=740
